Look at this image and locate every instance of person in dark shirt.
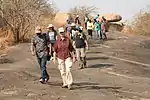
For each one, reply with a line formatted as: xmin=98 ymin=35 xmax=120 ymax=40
xmin=75 ymin=15 xmax=81 ymax=25
xmin=73 ymin=27 xmax=89 ymax=69
xmin=31 ymin=26 xmax=51 ymax=84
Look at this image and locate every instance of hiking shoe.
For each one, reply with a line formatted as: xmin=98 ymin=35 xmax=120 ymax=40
xmin=68 ymin=85 xmax=72 ymax=90
xmin=62 ymin=85 xmax=68 ymax=88
xmin=39 ymin=79 xmax=44 ymax=84
xmin=50 ymin=57 xmax=54 ymax=61
xmin=45 ymin=78 xmax=49 ymax=83
xmin=80 ymin=66 xmax=84 ymax=69
xmin=79 ymin=64 xmax=84 ymax=69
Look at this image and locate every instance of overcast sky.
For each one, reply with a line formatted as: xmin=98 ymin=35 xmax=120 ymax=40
xmin=52 ymin=0 xmax=150 ymax=21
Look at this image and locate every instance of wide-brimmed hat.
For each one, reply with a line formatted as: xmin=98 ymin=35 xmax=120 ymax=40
xmin=71 ymin=23 xmax=76 ymax=26
xmin=35 ymin=30 xmax=42 ymax=33
xmin=35 ymin=26 xmax=42 ymax=33
xmin=58 ymin=27 xmax=65 ymax=33
xmin=35 ymin=26 xmax=41 ymax=30
xmin=47 ymin=24 xmax=53 ymax=28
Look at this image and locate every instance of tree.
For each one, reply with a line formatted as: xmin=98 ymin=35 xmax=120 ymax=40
xmin=0 ymin=0 xmax=57 ymax=43
xmin=68 ymin=6 xmax=98 ymax=24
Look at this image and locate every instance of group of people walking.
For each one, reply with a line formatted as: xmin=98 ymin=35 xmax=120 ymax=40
xmin=30 ymin=13 xmax=108 ymax=90
xmin=85 ymin=14 xmax=108 ymax=40
xmin=31 ymin=22 xmax=88 ymax=90
xmin=66 ymin=14 xmax=108 ymax=40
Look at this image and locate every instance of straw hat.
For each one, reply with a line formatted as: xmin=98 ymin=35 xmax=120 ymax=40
xmin=47 ymin=24 xmax=53 ymax=28
xmin=71 ymin=23 xmax=76 ymax=26
xmin=35 ymin=26 xmax=42 ymax=33
xmin=58 ymin=27 xmax=65 ymax=33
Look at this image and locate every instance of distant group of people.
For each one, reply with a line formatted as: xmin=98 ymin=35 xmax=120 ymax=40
xmin=66 ymin=14 xmax=108 ymax=40
xmin=85 ymin=14 xmax=108 ymax=40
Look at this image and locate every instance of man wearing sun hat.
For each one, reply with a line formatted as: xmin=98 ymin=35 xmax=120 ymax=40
xmin=31 ymin=26 xmax=51 ymax=84
xmin=53 ymin=27 xmax=75 ymax=90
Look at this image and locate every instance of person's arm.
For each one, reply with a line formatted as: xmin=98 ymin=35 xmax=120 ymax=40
xmin=30 ymin=38 xmax=36 ymax=56
xmin=53 ymin=40 xmax=58 ymax=64
xmin=54 ymin=30 xmax=58 ymax=40
xmin=72 ymin=41 xmax=76 ymax=49
xmin=84 ymin=34 xmax=89 ymax=51
xmin=48 ymin=43 xmax=52 ymax=55
xmin=92 ymin=23 xmax=94 ymax=30
xmin=69 ymin=40 xmax=75 ymax=58
xmin=46 ymin=33 xmax=52 ymax=55
xmin=85 ymin=40 xmax=89 ymax=51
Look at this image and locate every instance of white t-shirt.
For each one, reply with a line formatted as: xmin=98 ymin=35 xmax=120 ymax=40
xmin=71 ymin=30 xmax=76 ymax=37
xmin=48 ymin=32 xmax=55 ymax=41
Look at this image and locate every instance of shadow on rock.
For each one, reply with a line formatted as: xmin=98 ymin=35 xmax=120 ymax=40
xmin=72 ymin=82 xmax=121 ymax=90
xmin=0 ymin=56 xmax=14 ymax=64
xmin=47 ymin=81 xmax=121 ymax=91
xmin=105 ymin=38 xmax=116 ymax=41
xmin=47 ymin=81 xmax=62 ymax=86
xmin=86 ymin=56 xmax=109 ymax=60
xmin=88 ymin=63 xmax=114 ymax=68
xmin=87 ymin=51 xmax=102 ymax=54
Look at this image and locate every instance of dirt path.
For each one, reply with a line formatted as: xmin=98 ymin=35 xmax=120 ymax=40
xmin=1 ymin=32 xmax=150 ymax=100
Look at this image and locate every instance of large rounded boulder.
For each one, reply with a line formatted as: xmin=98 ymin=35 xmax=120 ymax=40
xmin=99 ymin=13 xmax=122 ymax=22
xmin=54 ymin=13 xmax=68 ymax=27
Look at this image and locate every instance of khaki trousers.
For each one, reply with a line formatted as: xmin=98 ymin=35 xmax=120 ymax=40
xmin=57 ymin=57 xmax=73 ymax=86
xmin=76 ymin=48 xmax=86 ymax=58
xmin=76 ymin=48 xmax=86 ymax=67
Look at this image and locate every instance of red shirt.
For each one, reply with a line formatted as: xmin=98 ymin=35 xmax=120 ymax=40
xmin=54 ymin=36 xmax=73 ymax=60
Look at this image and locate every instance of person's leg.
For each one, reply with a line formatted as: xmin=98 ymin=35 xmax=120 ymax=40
xmin=102 ymin=31 xmax=107 ymax=40
xmin=65 ymin=57 xmax=73 ymax=89
xmin=103 ymin=32 xmax=107 ymax=40
xmin=37 ymin=57 xmax=43 ymax=81
xmin=100 ymin=30 xmax=103 ymax=39
xmin=76 ymin=48 xmax=82 ymax=69
xmin=57 ymin=58 xmax=67 ymax=87
xmin=87 ymin=30 xmax=91 ymax=40
xmin=41 ymin=56 xmax=49 ymax=82
xmin=90 ymin=30 xmax=93 ymax=39
xmin=80 ymin=48 xmax=86 ymax=68
xmin=96 ymin=30 xmax=99 ymax=38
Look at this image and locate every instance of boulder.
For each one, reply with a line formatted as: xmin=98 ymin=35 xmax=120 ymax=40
xmin=99 ymin=14 xmax=122 ymax=22
xmin=54 ymin=13 xmax=68 ymax=27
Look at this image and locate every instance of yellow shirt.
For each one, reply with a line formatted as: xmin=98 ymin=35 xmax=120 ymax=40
xmin=87 ymin=22 xmax=94 ymax=30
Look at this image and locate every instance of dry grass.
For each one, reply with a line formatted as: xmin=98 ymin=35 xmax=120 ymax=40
xmin=0 ymin=14 xmax=64 ymax=55
xmin=122 ymin=9 xmax=150 ymax=36
xmin=132 ymin=11 xmax=150 ymax=36
xmin=0 ymin=28 xmax=14 ymax=54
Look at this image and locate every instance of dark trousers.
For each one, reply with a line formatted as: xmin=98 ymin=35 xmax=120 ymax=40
xmin=101 ymin=30 xmax=107 ymax=39
xmin=88 ymin=29 xmax=93 ymax=38
xmin=37 ymin=56 xmax=49 ymax=80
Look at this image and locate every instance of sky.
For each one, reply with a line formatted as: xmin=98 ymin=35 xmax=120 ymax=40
xmin=51 ymin=0 xmax=150 ymax=21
